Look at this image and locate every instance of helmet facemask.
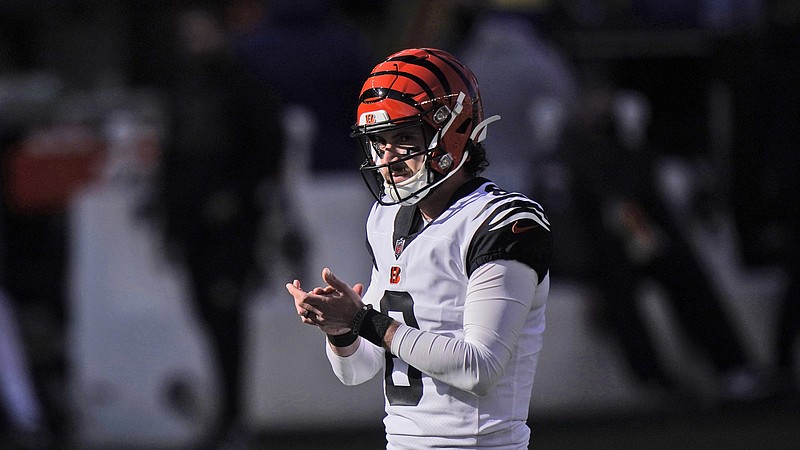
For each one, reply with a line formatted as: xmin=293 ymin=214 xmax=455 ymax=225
xmin=355 ymin=94 xmax=470 ymax=206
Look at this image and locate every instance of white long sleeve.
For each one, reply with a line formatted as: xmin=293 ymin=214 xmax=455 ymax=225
xmin=390 ymin=259 xmax=542 ymax=395
xmin=325 ymin=335 xmax=384 ymax=385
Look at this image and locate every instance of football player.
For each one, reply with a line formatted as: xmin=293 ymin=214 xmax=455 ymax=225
xmin=286 ymin=48 xmax=552 ymax=449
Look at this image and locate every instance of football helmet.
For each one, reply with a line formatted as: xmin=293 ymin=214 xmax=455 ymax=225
xmin=351 ymin=48 xmax=500 ymax=205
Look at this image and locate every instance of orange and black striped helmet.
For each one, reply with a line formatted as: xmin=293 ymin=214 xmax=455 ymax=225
xmin=352 ymin=48 xmax=498 ymax=205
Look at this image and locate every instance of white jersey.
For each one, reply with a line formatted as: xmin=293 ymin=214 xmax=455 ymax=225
xmin=327 ymin=178 xmax=552 ymax=449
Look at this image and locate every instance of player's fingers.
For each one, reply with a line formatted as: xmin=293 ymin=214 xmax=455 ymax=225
xmin=287 ymin=282 xmax=322 ymax=317
xmin=299 ymin=301 xmax=317 ymax=313
xmin=300 ymin=313 xmax=318 ymax=325
xmin=286 ymin=283 xmax=304 ymax=313
xmin=322 ymin=268 xmax=351 ymax=294
xmin=298 ymin=304 xmax=322 ymax=322
xmin=311 ymin=286 xmax=335 ymax=295
xmin=286 ymin=280 xmax=303 ymax=297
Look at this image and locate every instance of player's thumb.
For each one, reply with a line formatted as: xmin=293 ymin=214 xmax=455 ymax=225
xmin=322 ymin=267 xmax=348 ymax=292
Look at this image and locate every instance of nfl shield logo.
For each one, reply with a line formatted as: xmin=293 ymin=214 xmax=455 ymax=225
xmin=394 ymin=237 xmax=405 ymax=259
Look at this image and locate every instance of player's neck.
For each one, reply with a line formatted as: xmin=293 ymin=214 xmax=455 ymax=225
xmin=418 ymin=169 xmax=469 ymax=222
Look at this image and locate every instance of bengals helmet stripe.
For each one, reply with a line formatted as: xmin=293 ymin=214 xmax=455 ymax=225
xmin=386 ymin=54 xmax=452 ymax=94
xmin=359 ymin=87 xmax=421 ymax=110
xmin=428 ymin=53 xmax=479 ymax=100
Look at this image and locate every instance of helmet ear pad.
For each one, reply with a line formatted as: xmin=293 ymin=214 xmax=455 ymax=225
xmin=437 ymin=153 xmax=454 ymax=171
xmin=425 ymin=111 xmax=474 ymax=175
xmin=432 ymin=152 xmax=453 ymax=174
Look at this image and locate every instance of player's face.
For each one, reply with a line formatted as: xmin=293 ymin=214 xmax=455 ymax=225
xmin=369 ymin=128 xmax=428 ymax=184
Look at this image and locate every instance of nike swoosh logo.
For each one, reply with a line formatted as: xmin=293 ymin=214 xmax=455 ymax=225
xmin=511 ymin=221 xmax=538 ymax=234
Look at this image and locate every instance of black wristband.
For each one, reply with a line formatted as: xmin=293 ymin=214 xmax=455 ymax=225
xmin=350 ymin=304 xmax=373 ymax=335
xmin=357 ymin=309 xmax=395 ymax=347
xmin=327 ymin=304 xmax=373 ymax=348
xmin=327 ymin=332 xmax=358 ymax=347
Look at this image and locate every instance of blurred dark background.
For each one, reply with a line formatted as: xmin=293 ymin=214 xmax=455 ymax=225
xmin=0 ymin=0 xmax=798 ymax=449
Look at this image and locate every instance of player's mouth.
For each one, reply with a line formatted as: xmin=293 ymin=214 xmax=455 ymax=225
xmin=386 ymin=164 xmax=413 ymax=183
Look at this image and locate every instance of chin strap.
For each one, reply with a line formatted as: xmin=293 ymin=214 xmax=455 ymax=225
xmin=470 ymin=115 xmax=502 ymax=143
xmin=386 ymin=147 xmax=472 ymax=206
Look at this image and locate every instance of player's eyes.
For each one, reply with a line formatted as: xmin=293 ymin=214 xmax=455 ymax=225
xmin=369 ymin=135 xmax=386 ymax=147
xmin=397 ymin=134 xmax=414 ymax=144
xmin=369 ymin=136 xmax=387 ymax=157
xmin=369 ymin=134 xmax=419 ymax=158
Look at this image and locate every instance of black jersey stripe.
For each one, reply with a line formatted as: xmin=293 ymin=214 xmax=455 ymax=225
xmin=500 ymin=201 xmax=549 ymax=227
xmin=489 ymin=207 xmax=551 ymax=232
xmin=479 ymin=195 xmax=544 ymax=218
xmin=486 ymin=192 xmax=533 ymax=206
xmin=477 ymin=198 xmax=546 ymax=226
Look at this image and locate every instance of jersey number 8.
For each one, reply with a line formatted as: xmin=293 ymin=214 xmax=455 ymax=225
xmin=381 ymin=290 xmax=423 ymax=406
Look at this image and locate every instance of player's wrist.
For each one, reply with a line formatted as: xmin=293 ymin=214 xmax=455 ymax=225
xmin=355 ymin=308 xmax=395 ymax=348
xmin=329 ymin=304 xmax=395 ymax=349
xmin=327 ymin=303 xmax=371 ymax=347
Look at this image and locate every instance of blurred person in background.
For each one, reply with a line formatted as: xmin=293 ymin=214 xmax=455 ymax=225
xmin=555 ymin=73 xmax=766 ymax=404
xmin=231 ymin=0 xmax=376 ymax=173
xmin=457 ymin=0 xmax=588 ymax=280
xmin=458 ymin=0 xmax=577 ymax=197
xmin=775 ymin=236 xmax=800 ymax=396
xmin=287 ymin=48 xmax=552 ymax=449
xmin=149 ymin=2 xmax=285 ymax=447
xmin=1 ymin=207 xmax=51 ymax=448
xmin=0 ymin=291 xmax=50 ymax=450
xmin=0 ymin=15 xmax=75 ymax=446
xmin=759 ymin=26 xmax=800 ymax=402
xmin=717 ymin=15 xmax=800 ymax=397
